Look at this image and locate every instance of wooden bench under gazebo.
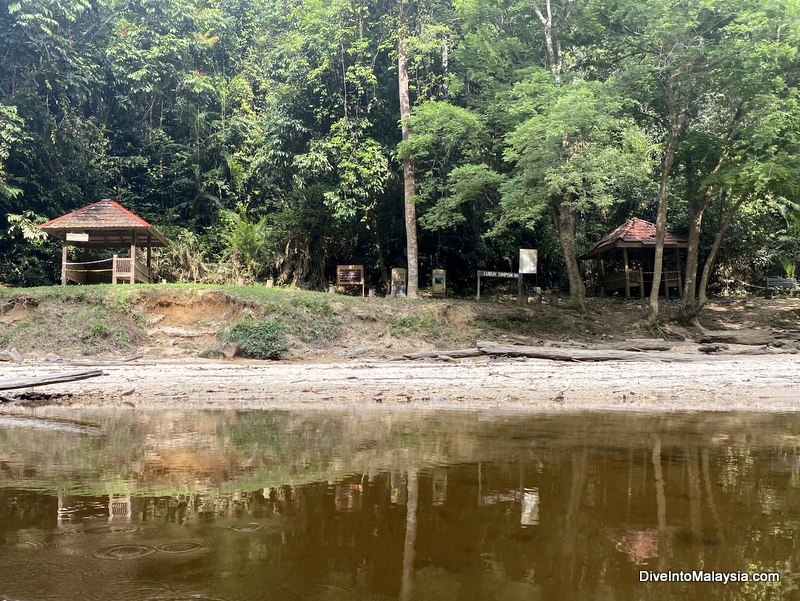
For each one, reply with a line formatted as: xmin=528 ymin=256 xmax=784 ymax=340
xmin=579 ymin=218 xmax=688 ymax=298
xmin=38 ymin=199 xmax=169 ymax=285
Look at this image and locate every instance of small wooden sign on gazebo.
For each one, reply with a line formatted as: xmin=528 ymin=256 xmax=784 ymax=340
xmin=38 ymin=199 xmax=169 ymax=285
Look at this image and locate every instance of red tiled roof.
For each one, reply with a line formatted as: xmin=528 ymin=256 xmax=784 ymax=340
xmin=39 ymin=199 xmax=151 ymax=230
xmin=580 ymin=218 xmax=687 ymax=258
xmin=38 ymin=199 xmax=169 ymax=247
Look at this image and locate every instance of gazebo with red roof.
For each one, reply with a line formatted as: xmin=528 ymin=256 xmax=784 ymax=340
xmin=578 ymin=218 xmax=688 ymax=298
xmin=38 ymin=199 xmax=169 ymax=285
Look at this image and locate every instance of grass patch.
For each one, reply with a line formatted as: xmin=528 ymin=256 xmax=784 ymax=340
xmin=2 ymin=296 xmax=143 ymax=354
xmin=387 ymin=314 xmax=447 ymax=338
xmin=224 ymin=318 xmax=288 ymax=360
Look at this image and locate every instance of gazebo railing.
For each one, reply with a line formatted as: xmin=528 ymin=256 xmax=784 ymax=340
xmin=62 ymin=256 xmax=150 ymax=284
xmin=598 ymin=269 xmax=644 ymax=298
xmin=112 ymin=255 xmax=150 ymax=284
xmin=64 ymin=258 xmax=113 ymax=285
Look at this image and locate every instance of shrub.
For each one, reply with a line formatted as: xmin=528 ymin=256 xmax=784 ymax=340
xmin=225 ymin=318 xmax=288 ymax=360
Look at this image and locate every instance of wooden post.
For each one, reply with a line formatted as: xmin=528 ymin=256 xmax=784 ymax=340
xmin=477 ymin=271 xmax=481 ymax=300
xmin=146 ymin=232 xmax=152 ymax=283
xmin=130 ymin=235 xmax=136 ymax=284
xmin=675 ymin=247 xmax=682 ymax=298
xmin=517 ymin=273 xmax=524 ymax=305
xmin=61 ymin=243 xmax=68 ymax=286
xmin=112 ymin=254 xmax=118 ymax=284
xmin=623 ymin=247 xmax=630 ymax=299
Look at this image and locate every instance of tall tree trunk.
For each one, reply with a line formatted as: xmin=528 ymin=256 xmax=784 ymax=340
xmin=682 ymin=156 xmax=725 ymax=308
xmin=398 ymin=0 xmax=419 ymax=298
xmin=552 ymin=198 xmax=586 ymax=308
xmin=533 ymin=0 xmax=561 ymax=84
xmin=681 ymin=205 xmax=704 ymax=304
xmin=648 ymin=79 xmax=685 ymax=323
xmin=680 ymin=192 xmax=745 ymax=320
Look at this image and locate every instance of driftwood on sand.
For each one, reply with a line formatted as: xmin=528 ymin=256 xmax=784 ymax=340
xmin=694 ymin=329 xmax=800 ymax=346
xmin=473 ymin=341 xmax=708 ymax=362
xmin=402 ymin=341 xmax=702 ymax=362
xmin=0 ymin=369 xmax=104 ymax=392
xmin=401 ymin=333 xmax=797 ymax=362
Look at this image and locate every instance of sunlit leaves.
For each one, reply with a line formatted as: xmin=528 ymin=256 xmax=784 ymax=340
xmin=501 ymin=76 xmax=653 ymax=224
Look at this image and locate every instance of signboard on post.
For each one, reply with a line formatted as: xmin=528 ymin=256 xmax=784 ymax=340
xmin=476 ymin=270 xmax=520 ymax=300
xmin=336 ymin=264 xmax=365 ymax=297
xmin=519 ymin=249 xmax=538 ymax=274
xmin=518 ymin=249 xmax=538 ymax=304
xmin=390 ymin=268 xmax=407 ymax=298
xmin=432 ymin=269 xmax=446 ymax=298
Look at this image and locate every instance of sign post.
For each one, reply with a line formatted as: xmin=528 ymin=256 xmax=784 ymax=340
xmin=476 ymin=270 xmax=519 ymax=300
xmin=518 ymin=249 xmax=538 ymax=305
xmin=390 ymin=268 xmax=407 ymax=298
xmin=432 ymin=269 xmax=446 ymax=297
xmin=336 ymin=264 xmax=365 ymax=297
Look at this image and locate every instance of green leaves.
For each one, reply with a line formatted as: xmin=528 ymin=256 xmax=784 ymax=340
xmin=502 ymin=77 xmax=653 ymax=221
xmin=0 ymin=105 xmax=23 ymax=205
xmin=219 ymin=204 xmax=274 ymax=283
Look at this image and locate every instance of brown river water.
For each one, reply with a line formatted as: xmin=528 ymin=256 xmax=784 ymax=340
xmin=0 ymin=409 xmax=798 ymax=600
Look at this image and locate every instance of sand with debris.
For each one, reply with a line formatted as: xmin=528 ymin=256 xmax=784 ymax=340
xmin=1 ymin=351 xmax=798 ymax=413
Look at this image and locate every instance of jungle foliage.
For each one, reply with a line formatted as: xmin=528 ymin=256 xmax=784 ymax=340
xmin=1 ymin=0 xmax=798 ymax=309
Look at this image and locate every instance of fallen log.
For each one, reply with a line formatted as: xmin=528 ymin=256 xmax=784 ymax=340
xmin=0 ymin=369 xmax=104 ymax=392
xmin=772 ymin=330 xmax=800 ymax=341
xmin=698 ymin=344 xmax=729 ymax=353
xmin=474 ymin=341 xmax=722 ymax=362
xmin=403 ymin=348 xmax=483 ymax=360
xmin=694 ymin=330 xmax=777 ymax=346
xmin=476 ymin=342 xmax=641 ymax=362
xmin=606 ymin=339 xmax=675 ymax=352
xmin=47 ymin=355 xmax=144 ymax=366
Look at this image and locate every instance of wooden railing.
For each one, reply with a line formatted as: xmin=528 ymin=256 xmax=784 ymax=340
xmin=598 ymin=269 xmax=644 ymax=298
xmin=112 ymin=256 xmax=150 ymax=283
xmin=62 ymin=256 xmax=150 ymax=285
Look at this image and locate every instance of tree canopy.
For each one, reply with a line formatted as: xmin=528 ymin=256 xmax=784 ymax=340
xmin=1 ymin=0 xmax=798 ymax=310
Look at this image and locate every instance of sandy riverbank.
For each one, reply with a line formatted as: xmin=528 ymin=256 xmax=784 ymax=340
xmin=1 ymin=353 xmax=799 ymax=413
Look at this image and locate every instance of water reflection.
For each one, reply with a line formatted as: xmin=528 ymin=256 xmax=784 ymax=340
xmin=0 ymin=410 xmax=798 ymax=600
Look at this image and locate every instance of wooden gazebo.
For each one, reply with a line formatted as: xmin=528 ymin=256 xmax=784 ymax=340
xmin=579 ymin=218 xmax=688 ymax=298
xmin=38 ymin=200 xmax=169 ymax=285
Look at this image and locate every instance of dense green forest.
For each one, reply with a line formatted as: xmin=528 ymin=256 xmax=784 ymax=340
xmin=0 ymin=0 xmax=798 ymax=317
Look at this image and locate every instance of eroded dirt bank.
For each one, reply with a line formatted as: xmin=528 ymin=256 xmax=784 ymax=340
xmin=1 ymin=353 xmax=798 ymax=413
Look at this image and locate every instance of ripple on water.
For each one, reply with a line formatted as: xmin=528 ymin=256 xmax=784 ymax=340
xmin=264 ymin=583 xmax=379 ymax=600
xmin=0 ymin=558 xmax=103 ymax=601
xmin=93 ymin=544 xmax=156 ymax=560
xmin=227 ymin=522 xmax=263 ymax=533
xmin=81 ymin=523 xmax=150 ymax=536
xmin=155 ymin=541 xmax=209 ymax=554
xmin=106 ymin=582 xmax=234 ymax=601
xmin=9 ymin=529 xmax=51 ymax=549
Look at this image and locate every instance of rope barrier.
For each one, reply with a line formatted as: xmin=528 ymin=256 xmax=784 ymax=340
xmin=64 ymin=258 xmax=113 ymax=266
xmin=65 ymin=269 xmax=113 ymax=273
